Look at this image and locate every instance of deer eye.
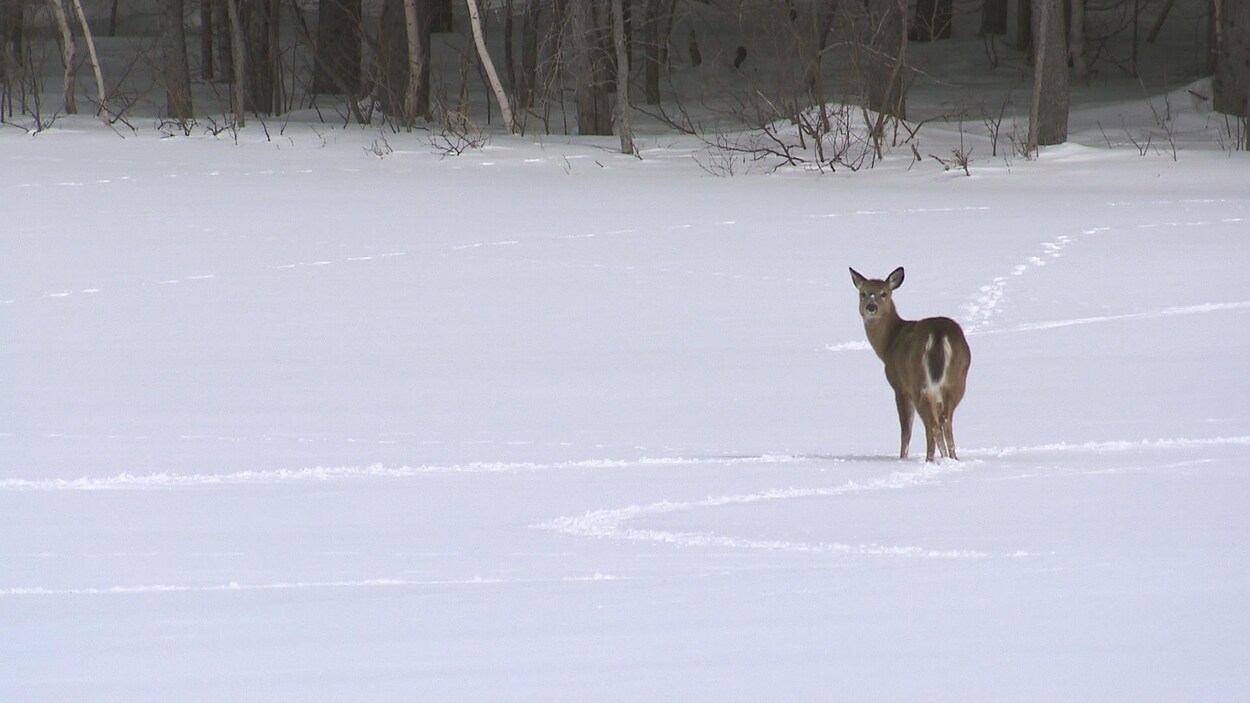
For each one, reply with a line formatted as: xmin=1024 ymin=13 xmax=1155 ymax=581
xmin=860 ymin=292 xmax=867 ymax=299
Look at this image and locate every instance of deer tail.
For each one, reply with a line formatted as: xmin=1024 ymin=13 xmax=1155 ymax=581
xmin=925 ymin=333 xmax=948 ymax=388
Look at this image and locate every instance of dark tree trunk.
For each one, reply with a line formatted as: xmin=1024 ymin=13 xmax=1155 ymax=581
xmin=378 ymin=0 xmax=431 ymax=121
xmin=201 ymin=0 xmax=214 ymax=80
xmin=1214 ymin=0 xmax=1249 ymax=121
xmin=239 ymin=0 xmax=278 ymax=114
xmin=570 ymin=0 xmax=612 ymax=134
xmin=863 ymin=0 xmax=907 ymax=120
xmin=980 ymin=0 xmax=1008 ymax=36
xmin=519 ymin=0 xmax=539 ymax=109
xmin=1028 ymin=0 xmax=1069 ymax=148
xmin=162 ymin=0 xmax=194 ymax=119
xmin=911 ymin=0 xmax=952 ymax=41
xmin=312 ymin=0 xmax=362 ymax=94
xmin=1017 ymin=0 xmax=1033 ymax=52
xmin=642 ymin=0 xmax=665 ymax=104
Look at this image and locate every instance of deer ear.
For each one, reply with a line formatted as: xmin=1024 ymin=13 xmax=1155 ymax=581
xmin=849 ymin=267 xmax=866 ymax=289
xmin=886 ymin=267 xmax=905 ymax=289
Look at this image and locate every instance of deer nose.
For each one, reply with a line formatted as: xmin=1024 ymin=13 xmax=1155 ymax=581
xmin=865 ymin=302 xmax=879 ymax=314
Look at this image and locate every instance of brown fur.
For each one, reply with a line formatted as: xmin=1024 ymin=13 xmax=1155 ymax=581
xmin=850 ymin=267 xmax=971 ymax=461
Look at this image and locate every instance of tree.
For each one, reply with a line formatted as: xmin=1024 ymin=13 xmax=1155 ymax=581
xmin=569 ymin=0 xmax=612 ymax=135
xmin=239 ymin=0 xmax=280 ymax=115
xmin=312 ymin=0 xmax=362 ymax=95
xmin=642 ymin=0 xmax=673 ymax=105
xmin=1213 ymin=0 xmax=1249 ymax=147
xmin=911 ymin=0 xmax=952 ymax=42
xmin=465 ymin=0 xmax=516 ymax=132
xmin=861 ymin=0 xmax=908 ymax=121
xmin=47 ymin=0 xmax=76 ymax=114
xmin=1069 ymin=0 xmax=1087 ymax=85
xmin=1027 ymin=0 xmax=1069 ymax=150
xmin=611 ymin=0 xmax=634 ymax=153
xmin=162 ymin=0 xmax=194 ymax=119
xmin=378 ymin=0 xmax=430 ymax=124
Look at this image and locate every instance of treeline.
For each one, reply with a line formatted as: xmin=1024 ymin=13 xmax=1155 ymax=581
xmin=0 ymin=1 xmax=1245 ymax=153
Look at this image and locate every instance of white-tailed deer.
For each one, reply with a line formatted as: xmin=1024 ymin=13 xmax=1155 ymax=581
xmin=849 ymin=267 xmax=971 ymax=462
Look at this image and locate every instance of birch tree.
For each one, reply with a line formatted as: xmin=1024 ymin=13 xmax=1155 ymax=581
xmin=47 ymin=0 xmax=75 ymax=114
xmin=466 ymin=0 xmax=517 ymax=133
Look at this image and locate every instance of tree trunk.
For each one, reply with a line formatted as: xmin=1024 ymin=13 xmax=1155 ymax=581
xmin=378 ymin=0 xmax=408 ymax=117
xmin=225 ymin=0 xmax=246 ymax=125
xmin=162 ymin=0 xmax=194 ymax=119
xmin=1028 ymin=0 xmax=1069 ymax=149
xmin=863 ymin=0 xmax=907 ymax=120
xmin=312 ymin=0 xmax=362 ymax=94
xmin=239 ymin=0 xmax=277 ymax=115
xmin=70 ymin=0 xmax=106 ymax=121
xmin=1070 ymin=0 xmax=1087 ymax=85
xmin=642 ymin=0 xmax=666 ymax=104
xmin=611 ymin=0 xmax=634 ymax=153
xmin=1214 ymin=0 xmax=1249 ymax=123
xmin=466 ymin=0 xmax=516 ymax=132
xmin=0 ymin=0 xmax=23 ymax=120
xmin=48 ymin=0 xmax=76 ymax=114
xmin=979 ymin=0 xmax=1008 ymax=36
xmin=569 ymin=0 xmax=612 ymax=135
xmin=1016 ymin=0 xmax=1033 ymax=52
xmin=201 ymin=0 xmax=214 ymax=80
xmin=911 ymin=0 xmax=952 ymax=41
xmin=519 ymin=0 xmax=539 ymax=109
xmin=402 ymin=0 xmax=425 ymax=125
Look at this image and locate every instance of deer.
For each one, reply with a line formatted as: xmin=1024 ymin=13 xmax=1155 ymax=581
xmin=849 ymin=267 xmax=971 ymax=462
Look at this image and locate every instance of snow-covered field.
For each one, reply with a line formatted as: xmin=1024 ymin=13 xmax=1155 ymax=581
xmin=4 ymin=14 xmax=1250 ymax=699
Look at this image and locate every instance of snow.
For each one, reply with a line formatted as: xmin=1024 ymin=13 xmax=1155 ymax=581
xmin=4 ymin=10 xmax=1250 ymax=703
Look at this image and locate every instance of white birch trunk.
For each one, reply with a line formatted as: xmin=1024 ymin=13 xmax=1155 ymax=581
xmin=70 ymin=0 xmax=108 ymax=122
xmin=465 ymin=0 xmax=517 ymax=134
xmin=47 ymin=0 xmax=76 ymax=114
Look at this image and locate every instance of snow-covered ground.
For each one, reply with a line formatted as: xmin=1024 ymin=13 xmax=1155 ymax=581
xmin=4 ymin=6 xmax=1250 ymax=699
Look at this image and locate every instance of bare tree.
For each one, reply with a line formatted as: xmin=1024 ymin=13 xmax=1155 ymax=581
xmin=569 ymin=0 xmax=612 ymax=135
xmin=312 ymin=0 xmax=362 ymax=94
xmin=911 ymin=0 xmax=952 ymax=41
xmin=226 ymin=0 xmax=246 ymax=125
xmin=47 ymin=0 xmax=76 ymax=114
xmin=861 ymin=0 xmax=908 ymax=121
xmin=611 ymin=0 xmax=634 ymax=153
xmin=466 ymin=0 xmax=517 ymax=133
xmin=1069 ymin=0 xmax=1087 ymax=85
xmin=162 ymin=0 xmax=194 ymax=120
xmin=1214 ymin=0 xmax=1249 ymax=148
xmin=1027 ymin=0 xmax=1069 ymax=150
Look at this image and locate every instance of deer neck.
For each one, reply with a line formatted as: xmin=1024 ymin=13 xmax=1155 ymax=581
xmin=863 ymin=311 xmax=908 ymax=362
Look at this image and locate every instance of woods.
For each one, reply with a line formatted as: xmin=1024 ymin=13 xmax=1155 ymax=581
xmin=0 ymin=1 xmax=1240 ymax=154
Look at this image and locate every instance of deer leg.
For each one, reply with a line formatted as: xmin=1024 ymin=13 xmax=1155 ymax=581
xmin=917 ymin=396 xmax=938 ymax=462
xmin=943 ymin=408 xmax=958 ymax=461
xmin=932 ymin=399 xmax=952 ymax=459
xmin=895 ymin=392 xmax=914 ymax=459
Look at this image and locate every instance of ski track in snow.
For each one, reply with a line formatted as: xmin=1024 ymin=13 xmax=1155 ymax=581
xmin=4 ymin=435 xmax=1245 ymax=492
xmin=0 ymin=574 xmax=629 ymax=599
xmin=534 ymin=461 xmax=1008 ymax=560
xmin=4 ymin=435 xmax=1243 ymax=597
